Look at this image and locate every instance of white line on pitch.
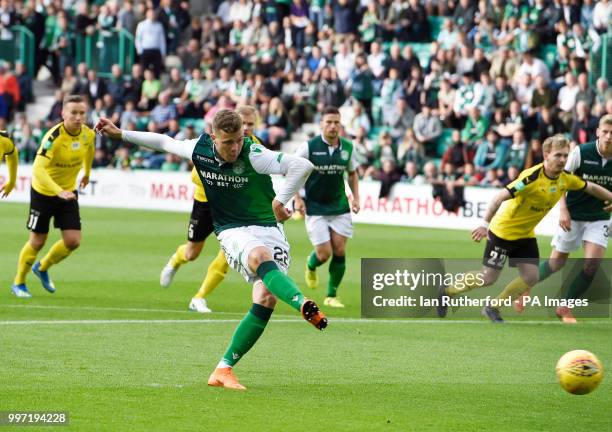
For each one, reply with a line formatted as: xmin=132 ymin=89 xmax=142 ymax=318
xmin=0 ymin=319 xmax=609 ymax=325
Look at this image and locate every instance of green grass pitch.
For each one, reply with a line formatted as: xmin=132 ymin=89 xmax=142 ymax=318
xmin=0 ymin=202 xmax=610 ymax=431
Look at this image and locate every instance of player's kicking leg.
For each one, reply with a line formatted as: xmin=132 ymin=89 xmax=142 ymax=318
xmin=208 ymin=226 xmax=328 ymax=390
xmin=32 ymin=229 xmax=81 ymax=293
xmin=12 ymin=232 xmax=47 ymax=298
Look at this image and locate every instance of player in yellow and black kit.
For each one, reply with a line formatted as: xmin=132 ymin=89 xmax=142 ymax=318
xmin=11 ymin=95 xmax=94 ymax=298
xmin=159 ymin=105 xmax=262 ymax=313
xmin=437 ymin=135 xmax=612 ymax=322
xmin=0 ymin=130 xmax=18 ymax=197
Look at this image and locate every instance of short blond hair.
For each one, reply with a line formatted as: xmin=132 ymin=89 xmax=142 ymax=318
xmin=212 ymin=109 xmax=242 ymax=134
xmin=599 ymin=114 xmax=612 ymax=127
xmin=235 ymin=105 xmax=257 ymax=118
xmin=542 ymin=134 xmax=570 ymax=153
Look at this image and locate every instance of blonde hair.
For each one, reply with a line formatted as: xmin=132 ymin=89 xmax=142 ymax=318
xmin=235 ymin=105 xmax=257 ymax=118
xmin=542 ymin=134 xmax=570 ymax=153
xmin=599 ymin=114 xmax=612 ymax=127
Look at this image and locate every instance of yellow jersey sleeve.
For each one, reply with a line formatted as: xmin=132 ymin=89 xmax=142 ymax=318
xmin=563 ymin=171 xmax=587 ymax=191
xmin=32 ymin=123 xmax=95 ymax=196
xmin=0 ymin=131 xmax=18 ymax=195
xmin=191 ymin=167 xmax=207 ymax=202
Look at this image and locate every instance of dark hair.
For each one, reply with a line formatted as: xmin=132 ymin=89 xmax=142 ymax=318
xmin=321 ymin=106 xmax=340 ymax=117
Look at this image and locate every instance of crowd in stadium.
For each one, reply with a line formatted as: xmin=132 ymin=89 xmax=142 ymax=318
xmin=0 ymin=0 xmax=611 ymax=189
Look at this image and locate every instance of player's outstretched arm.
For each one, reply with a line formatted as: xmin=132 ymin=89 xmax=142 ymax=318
xmin=250 ymin=143 xmax=314 ymax=203
xmin=94 ymin=117 xmax=197 ymax=159
xmin=0 ymin=143 xmax=18 ymax=197
xmin=472 ymin=188 xmax=512 ymax=242
xmin=584 ymin=182 xmax=612 ymax=212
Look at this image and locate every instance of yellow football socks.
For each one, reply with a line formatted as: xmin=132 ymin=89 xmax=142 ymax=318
xmin=194 ymin=249 xmax=229 ymax=299
xmin=496 ymin=277 xmax=531 ymax=302
xmin=14 ymin=242 xmax=39 ymax=284
xmin=170 ymin=244 xmax=189 ymax=269
xmin=39 ymin=240 xmax=73 ymax=271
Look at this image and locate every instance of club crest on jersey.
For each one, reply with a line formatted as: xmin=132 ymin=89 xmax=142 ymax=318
xmin=233 ymin=160 xmax=245 ymax=175
xmin=340 ymin=150 xmax=349 ymax=161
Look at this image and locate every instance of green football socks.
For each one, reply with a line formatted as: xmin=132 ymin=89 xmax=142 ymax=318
xmin=220 ymin=303 xmax=273 ymax=367
xmin=256 ymin=261 xmax=305 ymax=311
xmin=327 ymin=255 xmax=346 ymax=297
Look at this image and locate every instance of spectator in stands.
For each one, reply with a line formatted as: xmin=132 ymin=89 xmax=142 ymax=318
xmin=260 ymin=97 xmax=288 ymax=150
xmin=139 ymin=69 xmax=162 ymax=111
xmin=557 ymin=71 xmax=579 ymax=128
xmin=396 ymin=128 xmax=425 ymax=169
xmin=594 ymin=78 xmax=612 ymax=117
xmin=412 ymin=103 xmax=442 ymax=154
xmin=384 ymin=97 xmax=415 ymax=141
xmin=571 ymin=100 xmax=598 ymax=146
xmin=124 ymin=63 xmax=144 ymax=104
xmin=118 ymin=0 xmax=137 ymax=35
xmin=453 ymin=72 xmax=482 ymax=120
xmin=535 ymin=106 xmax=565 ymax=141
xmin=400 ymin=160 xmax=424 ymax=184
xmin=85 ymin=69 xmax=107 ymax=103
xmin=592 ymin=0 xmax=611 ymax=34
xmin=504 ymin=128 xmax=528 ymax=171
xmin=575 ymin=72 xmax=596 ymax=109
xmin=107 ymin=65 xmax=126 ymax=106
xmin=135 ymin=8 xmax=166 ymax=78
xmin=529 ymin=75 xmax=555 ymax=117
xmin=525 ymin=138 xmax=544 ymax=168
xmin=441 ymin=129 xmax=473 ymax=175
xmin=342 ymin=98 xmax=371 ymax=139
xmin=437 ymin=18 xmax=459 ymax=50
xmin=461 ymin=106 xmax=489 ymax=146
xmin=14 ymin=62 xmax=32 ymax=110
xmin=60 ymin=65 xmax=76 ymax=96
xmin=45 ymin=90 xmax=64 ymax=127
xmin=492 ymin=75 xmax=515 ymax=111
xmin=454 ymin=0 xmax=477 ymax=33
xmin=436 ymin=78 xmax=456 ymax=127
xmin=148 ymin=91 xmax=178 ymax=133
xmin=120 ymin=100 xmax=139 ymax=130
xmin=474 ymin=130 xmax=508 ymax=175
xmin=349 ymin=54 xmax=374 ymax=121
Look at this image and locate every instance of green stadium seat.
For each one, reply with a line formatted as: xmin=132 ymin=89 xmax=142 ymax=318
xmin=408 ymin=43 xmax=432 ymax=69
xmin=538 ymin=44 xmax=557 ymax=71
xmin=428 ymin=16 xmax=445 ymax=41
xmin=135 ymin=115 xmax=150 ymax=131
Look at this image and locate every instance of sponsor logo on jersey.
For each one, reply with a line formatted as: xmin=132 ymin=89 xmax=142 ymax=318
xmin=312 ymin=151 xmax=327 ymax=155
xmin=233 ymin=160 xmax=245 ymax=175
xmin=72 ymin=142 xmax=80 ymax=150
xmin=194 ymin=154 xmax=216 ymax=164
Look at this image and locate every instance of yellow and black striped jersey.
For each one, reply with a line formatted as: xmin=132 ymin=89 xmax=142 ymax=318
xmin=32 ymin=122 xmax=95 ymax=196
xmin=490 ymin=164 xmax=587 ymax=240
